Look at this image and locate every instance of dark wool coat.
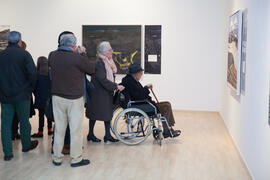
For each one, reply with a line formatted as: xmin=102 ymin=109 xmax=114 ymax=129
xmin=34 ymin=74 xmax=51 ymax=110
xmin=121 ymin=74 xmax=152 ymax=102
xmin=86 ymin=59 xmax=117 ymax=122
xmin=0 ymin=44 xmax=37 ymax=103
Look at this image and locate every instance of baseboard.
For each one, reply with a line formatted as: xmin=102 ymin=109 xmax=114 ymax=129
xmin=218 ymin=112 xmax=255 ymax=180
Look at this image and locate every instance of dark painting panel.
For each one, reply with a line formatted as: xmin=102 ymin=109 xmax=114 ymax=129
xmin=144 ymin=25 xmax=161 ymax=74
xmin=82 ymin=25 xmax=141 ymax=74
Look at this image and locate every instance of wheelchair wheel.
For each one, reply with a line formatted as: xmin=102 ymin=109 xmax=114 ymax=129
xmin=152 ymin=126 xmax=159 ymax=140
xmin=113 ymin=108 xmax=152 ymax=145
xmin=111 ymin=106 xmax=124 ymax=136
xmin=158 ymin=131 xmax=162 ymax=146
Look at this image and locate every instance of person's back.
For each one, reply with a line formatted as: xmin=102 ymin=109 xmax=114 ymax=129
xmin=35 ymin=74 xmax=51 ymax=105
xmin=49 ymin=50 xmax=94 ymax=99
xmin=0 ymin=44 xmax=37 ymax=103
xmin=0 ymin=31 xmax=38 ymax=161
xmin=32 ymin=56 xmax=53 ymax=138
xmin=50 ymin=33 xmax=94 ymax=167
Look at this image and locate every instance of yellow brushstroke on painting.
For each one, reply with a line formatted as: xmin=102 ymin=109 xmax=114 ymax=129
xmin=130 ymin=50 xmax=138 ymax=64
xmin=113 ymin=52 xmax=121 ymax=55
xmin=113 ymin=50 xmax=138 ymax=68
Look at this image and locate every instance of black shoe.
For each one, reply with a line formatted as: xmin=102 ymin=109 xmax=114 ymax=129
xmin=52 ymin=161 xmax=62 ymax=166
xmin=12 ymin=134 xmax=21 ymax=141
xmin=163 ymin=130 xmax=181 ymax=139
xmin=171 ymin=128 xmax=181 ymax=133
xmin=71 ymin=159 xmax=90 ymax=167
xmin=104 ymin=136 xmax=119 ymax=143
xmin=87 ymin=135 xmax=101 ymax=142
xmin=4 ymin=154 xmax=13 ymax=161
xmin=22 ymin=140 xmax=39 ymax=152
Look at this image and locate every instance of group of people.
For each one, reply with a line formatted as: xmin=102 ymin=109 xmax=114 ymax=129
xmin=0 ymin=30 xmax=181 ymax=167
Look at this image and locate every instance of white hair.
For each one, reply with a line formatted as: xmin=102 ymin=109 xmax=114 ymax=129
xmin=97 ymin=41 xmax=111 ymax=53
xmin=60 ymin=34 xmax=77 ymax=47
xmin=8 ymin=31 xmax=21 ymax=44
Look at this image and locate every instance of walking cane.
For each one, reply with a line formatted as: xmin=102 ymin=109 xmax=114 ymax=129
xmin=150 ymin=88 xmax=159 ymax=103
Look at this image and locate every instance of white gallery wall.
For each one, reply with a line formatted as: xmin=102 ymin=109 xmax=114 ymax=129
xmin=0 ymin=0 xmax=224 ymax=111
xmin=1 ymin=0 xmax=270 ymax=179
xmin=220 ymin=0 xmax=270 ymax=179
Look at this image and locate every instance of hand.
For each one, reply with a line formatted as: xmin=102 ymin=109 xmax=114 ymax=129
xmin=146 ymin=83 xmax=153 ymax=89
xmin=117 ymin=85 xmax=125 ymax=91
xmin=76 ymin=46 xmax=86 ymax=54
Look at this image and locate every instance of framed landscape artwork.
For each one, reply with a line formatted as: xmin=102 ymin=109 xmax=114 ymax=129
xmin=240 ymin=9 xmax=248 ymax=95
xmin=227 ymin=11 xmax=242 ymax=95
xmin=0 ymin=25 xmax=10 ymax=51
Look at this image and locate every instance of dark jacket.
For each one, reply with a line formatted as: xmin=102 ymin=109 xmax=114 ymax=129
xmin=121 ymin=74 xmax=152 ymax=102
xmin=48 ymin=50 xmax=95 ymax=99
xmin=86 ymin=59 xmax=118 ymax=122
xmin=0 ymin=44 xmax=37 ymax=103
xmin=34 ymin=74 xmax=51 ymax=109
xmin=121 ymin=74 xmax=158 ymax=115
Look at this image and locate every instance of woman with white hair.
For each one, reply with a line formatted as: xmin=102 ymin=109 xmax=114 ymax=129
xmin=86 ymin=41 xmax=124 ymax=143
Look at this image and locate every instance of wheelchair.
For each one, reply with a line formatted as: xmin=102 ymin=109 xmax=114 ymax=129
xmin=111 ymin=91 xmax=174 ymax=146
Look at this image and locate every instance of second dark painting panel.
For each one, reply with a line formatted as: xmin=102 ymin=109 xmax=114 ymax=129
xmin=144 ymin=25 xmax=161 ymax=74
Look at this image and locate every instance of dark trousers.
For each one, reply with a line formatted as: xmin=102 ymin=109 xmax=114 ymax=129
xmin=1 ymin=100 xmax=32 ymax=156
xmin=156 ymin=101 xmax=175 ymax=131
xmin=88 ymin=120 xmax=111 ymax=138
xmin=12 ymin=96 xmax=35 ymax=136
xmin=52 ymin=125 xmax=70 ymax=146
xmin=38 ymin=109 xmax=52 ymax=132
xmin=12 ymin=113 xmax=19 ymax=135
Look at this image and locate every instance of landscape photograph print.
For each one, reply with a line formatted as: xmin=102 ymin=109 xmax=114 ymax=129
xmin=0 ymin=25 xmax=10 ymax=51
xmin=227 ymin=11 xmax=242 ymax=95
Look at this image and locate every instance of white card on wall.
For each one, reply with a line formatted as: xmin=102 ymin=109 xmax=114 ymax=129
xmin=148 ymin=55 xmax=158 ymax=62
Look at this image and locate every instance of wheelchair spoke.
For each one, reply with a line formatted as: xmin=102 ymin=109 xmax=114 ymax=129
xmin=113 ymin=108 xmax=152 ymax=145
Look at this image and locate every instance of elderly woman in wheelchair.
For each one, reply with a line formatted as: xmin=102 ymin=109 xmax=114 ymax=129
xmin=111 ymin=64 xmax=181 ymax=145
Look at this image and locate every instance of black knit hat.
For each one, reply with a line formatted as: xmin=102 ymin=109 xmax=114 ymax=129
xmin=128 ymin=64 xmax=144 ymax=74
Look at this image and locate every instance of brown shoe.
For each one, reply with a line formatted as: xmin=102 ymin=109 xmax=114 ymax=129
xmin=62 ymin=144 xmax=70 ymax=155
xmin=51 ymin=144 xmax=70 ymax=155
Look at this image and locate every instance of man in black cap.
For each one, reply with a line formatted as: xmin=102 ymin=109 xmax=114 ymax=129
xmin=121 ymin=64 xmax=181 ymax=138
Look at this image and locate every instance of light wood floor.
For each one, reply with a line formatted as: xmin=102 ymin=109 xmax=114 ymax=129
xmin=0 ymin=110 xmax=251 ymax=180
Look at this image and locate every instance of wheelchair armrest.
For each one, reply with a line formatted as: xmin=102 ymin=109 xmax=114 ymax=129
xmin=128 ymin=99 xmax=150 ymax=104
xmin=127 ymin=100 xmax=158 ymax=115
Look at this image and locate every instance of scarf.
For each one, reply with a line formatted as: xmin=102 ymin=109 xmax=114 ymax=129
xmin=98 ymin=53 xmax=117 ymax=82
xmin=57 ymin=45 xmax=73 ymax=52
